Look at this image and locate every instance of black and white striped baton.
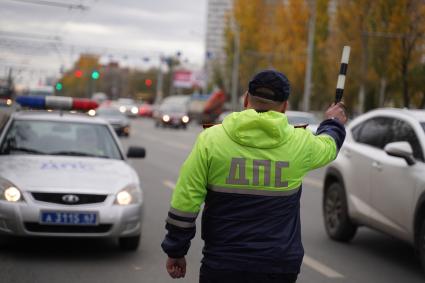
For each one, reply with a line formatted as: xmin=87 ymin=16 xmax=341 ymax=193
xmin=335 ymin=46 xmax=351 ymax=103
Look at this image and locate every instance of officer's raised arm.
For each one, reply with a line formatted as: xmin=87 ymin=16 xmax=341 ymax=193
xmin=307 ymin=102 xmax=347 ymax=170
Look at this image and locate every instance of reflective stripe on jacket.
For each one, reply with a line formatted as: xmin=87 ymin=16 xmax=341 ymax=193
xmin=161 ymin=109 xmax=345 ymax=273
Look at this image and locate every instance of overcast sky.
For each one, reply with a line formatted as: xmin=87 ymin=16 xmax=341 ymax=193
xmin=0 ymin=0 xmax=207 ymax=85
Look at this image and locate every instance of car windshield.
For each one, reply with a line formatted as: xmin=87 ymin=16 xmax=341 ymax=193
xmin=118 ymin=99 xmax=135 ymax=104
xmin=287 ymin=114 xmax=319 ymax=125
xmin=97 ymin=108 xmax=124 ymax=117
xmin=0 ymin=120 xmax=122 ymax=159
xmin=160 ymin=104 xmax=186 ymax=113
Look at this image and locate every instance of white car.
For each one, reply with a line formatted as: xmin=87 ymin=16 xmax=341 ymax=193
xmin=286 ymin=111 xmax=319 ymax=133
xmin=322 ymin=108 xmax=425 ymax=270
xmin=114 ymin=98 xmax=139 ymax=118
xmin=0 ymin=96 xmax=146 ymax=251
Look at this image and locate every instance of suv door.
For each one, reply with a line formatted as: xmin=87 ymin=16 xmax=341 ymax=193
xmin=369 ymin=118 xmax=424 ymax=241
xmin=344 ymin=117 xmax=390 ymax=221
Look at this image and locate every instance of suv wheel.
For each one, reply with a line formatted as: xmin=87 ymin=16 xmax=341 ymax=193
xmin=119 ymin=235 xmax=140 ymax=251
xmin=323 ymin=181 xmax=357 ymax=242
xmin=418 ymin=220 xmax=425 ymax=273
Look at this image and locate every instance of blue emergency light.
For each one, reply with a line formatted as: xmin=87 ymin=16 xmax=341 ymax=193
xmin=16 ymin=96 xmax=98 ymax=111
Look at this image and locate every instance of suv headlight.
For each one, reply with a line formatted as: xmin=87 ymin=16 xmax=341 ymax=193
xmin=114 ymin=185 xmax=142 ymax=205
xmin=0 ymin=178 xmax=24 ymax=202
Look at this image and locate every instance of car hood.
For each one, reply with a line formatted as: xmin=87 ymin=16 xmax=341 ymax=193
xmin=0 ymin=155 xmax=138 ymax=194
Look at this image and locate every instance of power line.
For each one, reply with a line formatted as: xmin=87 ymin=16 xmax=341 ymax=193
xmin=0 ymin=31 xmax=62 ymax=42
xmin=9 ymin=0 xmax=89 ymax=11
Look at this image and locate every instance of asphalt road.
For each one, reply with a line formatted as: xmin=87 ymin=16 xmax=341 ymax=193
xmin=0 ymin=118 xmax=424 ymax=283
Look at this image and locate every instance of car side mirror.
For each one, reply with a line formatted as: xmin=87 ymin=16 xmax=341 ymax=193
xmin=126 ymin=146 xmax=146 ymax=158
xmin=384 ymin=142 xmax=415 ymax=166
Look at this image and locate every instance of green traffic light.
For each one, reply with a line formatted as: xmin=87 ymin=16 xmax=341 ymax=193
xmin=91 ymin=71 xmax=100 ymax=80
xmin=55 ymin=82 xmax=63 ymax=91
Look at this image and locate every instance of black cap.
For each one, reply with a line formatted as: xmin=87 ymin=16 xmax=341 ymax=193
xmin=248 ymin=70 xmax=290 ymax=102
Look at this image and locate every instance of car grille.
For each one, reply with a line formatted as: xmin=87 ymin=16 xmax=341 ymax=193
xmin=24 ymin=223 xmax=112 ymax=233
xmin=31 ymin=193 xmax=108 ymax=205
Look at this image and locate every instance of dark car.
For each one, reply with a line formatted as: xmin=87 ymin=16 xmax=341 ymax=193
xmin=155 ymin=103 xmax=190 ymax=129
xmin=96 ymin=107 xmax=130 ymax=136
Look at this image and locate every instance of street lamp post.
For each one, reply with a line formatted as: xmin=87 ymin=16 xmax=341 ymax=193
xmin=302 ymin=0 xmax=316 ymax=112
xmin=231 ymin=21 xmax=240 ymax=112
xmin=156 ymin=55 xmax=164 ymax=104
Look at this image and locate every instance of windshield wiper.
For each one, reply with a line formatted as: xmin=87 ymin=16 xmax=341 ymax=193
xmin=5 ymin=146 xmax=46 ymax=155
xmin=50 ymin=151 xmax=110 ymax=159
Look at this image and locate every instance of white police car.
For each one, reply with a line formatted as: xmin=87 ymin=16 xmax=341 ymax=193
xmin=0 ymin=96 xmax=146 ymax=251
xmin=322 ymin=108 xmax=425 ymax=271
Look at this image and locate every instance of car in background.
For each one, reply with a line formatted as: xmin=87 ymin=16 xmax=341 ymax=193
xmin=0 ymin=96 xmax=146 ymax=251
xmin=286 ymin=111 xmax=319 ymax=133
xmin=25 ymin=85 xmax=54 ymax=97
xmin=216 ymin=111 xmax=233 ymax=123
xmin=96 ymin=107 xmax=130 ymax=137
xmin=91 ymin=92 xmax=108 ymax=104
xmin=322 ymin=108 xmax=425 ymax=271
xmin=115 ymin=98 xmax=139 ymax=118
xmin=155 ymin=103 xmax=190 ymax=129
xmin=139 ymin=103 xmax=153 ymax=117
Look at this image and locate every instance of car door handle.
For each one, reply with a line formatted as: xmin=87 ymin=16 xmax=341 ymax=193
xmin=372 ymin=161 xmax=382 ymax=171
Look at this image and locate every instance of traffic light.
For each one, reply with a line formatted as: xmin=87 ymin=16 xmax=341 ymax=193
xmin=145 ymin=79 xmax=152 ymax=87
xmin=74 ymin=70 xmax=83 ymax=78
xmin=91 ymin=70 xmax=100 ymax=80
xmin=55 ymin=82 xmax=63 ymax=91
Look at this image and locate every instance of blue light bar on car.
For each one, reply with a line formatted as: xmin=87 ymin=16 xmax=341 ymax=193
xmin=16 ymin=96 xmax=98 ymax=111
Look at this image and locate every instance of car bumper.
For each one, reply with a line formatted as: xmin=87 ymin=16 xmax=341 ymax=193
xmin=0 ymin=195 xmax=143 ymax=238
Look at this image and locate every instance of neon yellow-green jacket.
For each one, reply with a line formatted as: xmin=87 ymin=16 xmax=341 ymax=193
xmin=162 ymin=109 xmax=345 ymax=273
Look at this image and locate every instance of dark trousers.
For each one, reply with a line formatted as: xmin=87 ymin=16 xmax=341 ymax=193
xmin=199 ymin=265 xmax=298 ymax=283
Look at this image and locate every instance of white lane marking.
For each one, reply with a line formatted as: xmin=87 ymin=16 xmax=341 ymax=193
xmin=303 ymin=177 xmax=322 ymax=189
xmin=143 ymin=135 xmax=191 ymax=150
xmin=303 ymin=255 xmax=344 ymax=278
xmin=163 ymin=180 xmax=176 ymax=190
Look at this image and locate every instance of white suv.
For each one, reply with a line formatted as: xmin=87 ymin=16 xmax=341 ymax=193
xmin=322 ymin=109 xmax=425 ymax=270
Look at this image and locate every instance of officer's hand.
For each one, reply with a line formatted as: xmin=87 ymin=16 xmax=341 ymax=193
xmin=325 ymin=102 xmax=347 ymax=124
xmin=166 ymin=257 xmax=186 ymax=279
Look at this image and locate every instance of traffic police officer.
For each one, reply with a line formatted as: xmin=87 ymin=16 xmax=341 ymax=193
xmin=161 ymin=70 xmax=347 ymax=283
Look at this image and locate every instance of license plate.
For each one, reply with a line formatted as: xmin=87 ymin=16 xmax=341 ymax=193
xmin=40 ymin=211 xmax=98 ymax=226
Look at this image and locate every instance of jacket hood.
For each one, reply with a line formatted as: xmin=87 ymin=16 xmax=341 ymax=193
xmin=222 ymin=109 xmax=293 ymax=149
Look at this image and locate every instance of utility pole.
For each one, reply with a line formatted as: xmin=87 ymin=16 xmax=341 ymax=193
xmin=156 ymin=55 xmax=164 ymax=104
xmin=231 ymin=20 xmax=240 ymax=112
xmin=358 ymin=33 xmax=368 ymax=114
xmin=302 ymin=0 xmax=316 ymax=112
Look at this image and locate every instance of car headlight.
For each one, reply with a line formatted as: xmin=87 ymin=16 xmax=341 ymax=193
xmin=131 ymin=107 xmax=139 ymax=114
xmin=114 ymin=185 xmax=142 ymax=205
xmin=0 ymin=178 xmax=23 ymax=202
xmin=88 ymin=109 xmax=96 ymax=116
xmin=119 ymin=106 xmax=126 ymax=113
xmin=162 ymin=115 xmax=170 ymax=122
xmin=182 ymin=115 xmax=189 ymax=123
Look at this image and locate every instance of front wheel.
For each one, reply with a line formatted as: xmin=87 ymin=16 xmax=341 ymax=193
xmin=119 ymin=235 xmax=140 ymax=251
xmin=418 ymin=220 xmax=425 ymax=274
xmin=323 ymin=182 xmax=357 ymax=242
